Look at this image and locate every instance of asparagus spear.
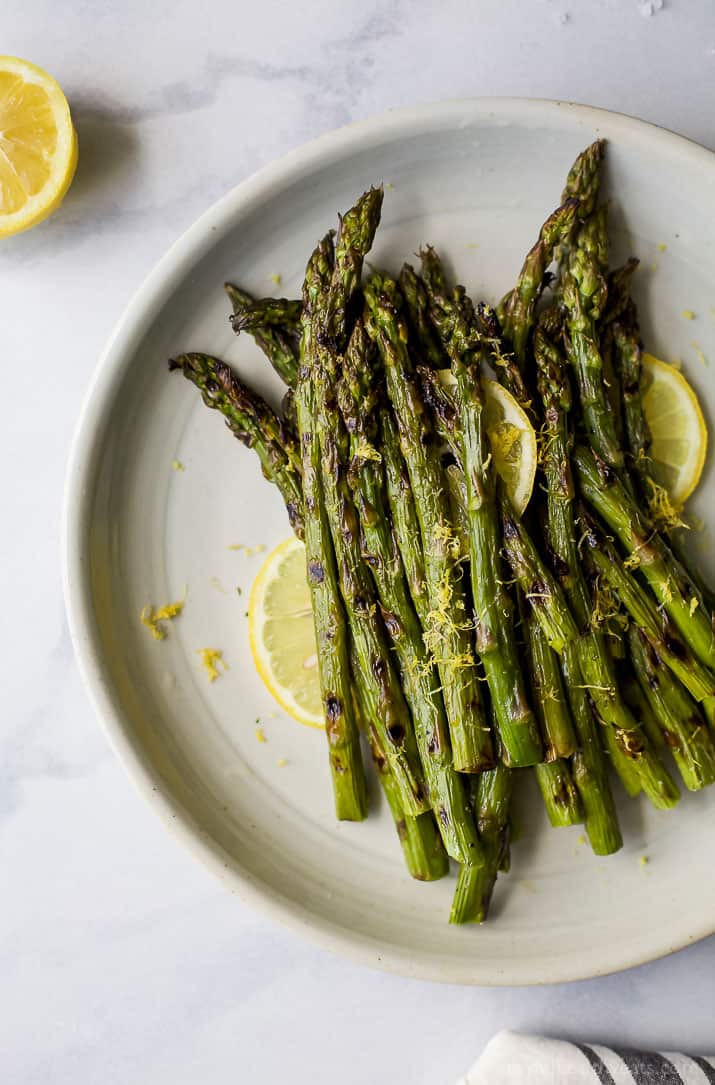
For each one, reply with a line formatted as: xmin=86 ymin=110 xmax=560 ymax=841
xmin=447 ymin=285 xmax=542 ymax=766
xmin=295 ymin=232 xmax=368 ymax=820
xmin=321 ymin=185 xmax=383 ymax=352
xmin=381 ymin=410 xmax=430 ymax=627
xmin=339 ymin=319 xmax=482 ymax=863
xmin=497 ymin=198 xmax=579 ymax=368
xmin=450 ymin=765 xmax=513 ymax=924
xmin=414 ymin=249 xmax=544 ymax=765
xmin=312 ymin=203 xmax=429 ymax=817
xmin=534 ymin=323 xmax=679 ymax=809
xmin=628 ymin=627 xmax=715 ymax=791
xmin=573 ymin=446 xmax=715 ymax=673
xmin=399 ymin=262 xmax=449 ymax=369
xmin=364 ymin=272 xmax=495 ymax=773
xmin=610 ymin=300 xmax=715 ymax=616
xmin=525 ymin=608 xmax=583 ymax=826
xmin=579 ymin=508 xmax=715 ymax=703
xmin=225 ymin=283 xmax=300 ymax=388
xmin=561 ymin=221 xmax=625 ymax=473
xmin=536 ymin=760 xmax=584 ymax=828
xmin=525 ymin=608 xmax=577 ymax=760
xmin=369 ymin=732 xmax=449 ymax=880
xmin=418 ymin=245 xmax=453 ymax=344
xmin=620 ymin=670 xmax=665 ymax=751
xmin=562 ymin=139 xmax=605 ymax=217
xmin=597 ymin=261 xmax=641 ymax=445
xmin=173 ymin=338 xmax=441 ymax=844
xmin=168 ymin=352 xmax=304 ymax=539
xmin=499 ymin=491 xmax=623 ymax=854
xmin=417 ymin=364 xmax=461 ymax=463
xmin=230 ymin=296 xmax=302 ymax=333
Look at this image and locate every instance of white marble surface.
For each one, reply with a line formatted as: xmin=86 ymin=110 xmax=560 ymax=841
xmin=2 ymin=1 xmax=715 ymax=1080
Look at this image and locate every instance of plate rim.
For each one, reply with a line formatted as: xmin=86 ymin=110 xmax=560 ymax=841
xmin=62 ymin=96 xmax=715 ymax=986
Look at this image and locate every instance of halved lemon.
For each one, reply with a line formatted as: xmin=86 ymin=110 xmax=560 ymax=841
xmin=0 ymin=56 xmax=78 ymax=238
xmin=438 ymin=370 xmax=537 ymax=515
xmin=641 ymin=353 xmax=707 ymax=506
xmin=248 ymin=537 xmax=322 ymax=728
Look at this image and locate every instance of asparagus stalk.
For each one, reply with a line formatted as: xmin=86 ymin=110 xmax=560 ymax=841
xmin=294 ymin=232 xmax=368 ymax=820
xmin=417 ymin=364 xmax=461 ymax=463
xmin=497 ymin=198 xmax=579 ymax=367
xmin=628 ymin=626 xmax=715 ymax=791
xmin=610 ymin=300 xmax=715 ymax=614
xmin=225 ymin=283 xmax=300 ymax=388
xmin=321 ymin=185 xmax=383 ymax=352
xmin=573 ymin=446 xmax=715 ymax=673
xmin=561 ymin=224 xmax=625 ymax=472
xmin=450 ymin=765 xmax=513 ymax=924
xmin=364 ymin=273 xmax=494 ymax=773
xmin=173 ymin=338 xmax=439 ymax=842
xmin=525 ymin=606 xmax=583 ymax=826
xmin=620 ymin=670 xmax=665 ymax=751
xmin=230 ymin=296 xmax=302 ymax=333
xmin=381 ymin=410 xmax=430 ymax=628
xmin=339 ymin=320 xmax=482 ymax=863
xmin=579 ymin=508 xmax=715 ymax=703
xmin=562 ymin=139 xmax=605 ymax=216
xmin=399 ymin=262 xmax=450 ymax=369
xmin=311 ymin=202 xmax=429 ymax=816
xmin=499 ymin=491 xmax=623 ymax=854
xmin=534 ymin=322 xmax=679 ymax=809
xmin=418 ymin=245 xmax=453 ymax=343
xmin=446 ymin=285 xmax=542 ymax=766
xmin=536 ymin=760 xmax=584 ymax=828
xmin=525 ymin=608 xmax=577 ymax=760
xmin=168 ymin=352 xmax=304 ymax=539
xmin=360 ymin=705 xmax=448 ymax=881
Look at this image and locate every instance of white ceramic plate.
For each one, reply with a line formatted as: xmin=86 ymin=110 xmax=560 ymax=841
xmin=63 ymin=99 xmax=715 ymax=985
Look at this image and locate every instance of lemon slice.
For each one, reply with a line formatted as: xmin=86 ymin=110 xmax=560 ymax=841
xmin=0 ymin=56 xmax=78 ymax=238
xmin=483 ymin=379 xmax=537 ymax=515
xmin=641 ymin=353 xmax=707 ymax=506
xmin=438 ymin=370 xmax=537 ymax=515
xmin=248 ymin=537 xmax=322 ymax=728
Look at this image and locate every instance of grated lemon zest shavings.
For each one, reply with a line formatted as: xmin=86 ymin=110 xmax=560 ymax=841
xmin=141 ymin=599 xmax=185 ymax=641
xmin=197 ymin=648 xmax=227 ymax=682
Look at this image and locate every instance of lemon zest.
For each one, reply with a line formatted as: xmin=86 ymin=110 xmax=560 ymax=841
xmin=353 ymin=440 xmax=382 ymax=463
xmin=645 ymin=476 xmax=687 ymax=530
xmin=591 ymin=576 xmax=628 ymax=633
xmin=171 ymin=459 xmax=185 ymax=472
xmin=691 ymin=341 xmax=708 ymax=366
xmin=197 ymin=648 xmax=227 ymax=682
xmin=140 ymin=599 xmax=184 ymax=641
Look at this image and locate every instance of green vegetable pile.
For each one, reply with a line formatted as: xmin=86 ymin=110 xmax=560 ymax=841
xmin=170 ymin=140 xmax=715 ymax=924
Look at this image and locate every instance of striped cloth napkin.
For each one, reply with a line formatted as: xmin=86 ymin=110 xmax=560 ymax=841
xmin=458 ymin=1031 xmax=715 ymax=1084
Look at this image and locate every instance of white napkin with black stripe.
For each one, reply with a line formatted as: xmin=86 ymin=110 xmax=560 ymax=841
xmin=458 ymin=1031 xmax=715 ymax=1084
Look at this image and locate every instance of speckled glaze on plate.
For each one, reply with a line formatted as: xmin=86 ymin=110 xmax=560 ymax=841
xmin=63 ymin=99 xmax=715 ymax=985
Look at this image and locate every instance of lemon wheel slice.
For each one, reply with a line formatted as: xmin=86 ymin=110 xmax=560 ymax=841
xmin=0 ymin=56 xmax=78 ymax=238
xmin=641 ymin=353 xmax=707 ymax=506
xmin=437 ymin=370 xmax=537 ymax=515
xmin=482 ymin=378 xmax=537 ymax=516
xmin=248 ymin=537 xmax=322 ymax=729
